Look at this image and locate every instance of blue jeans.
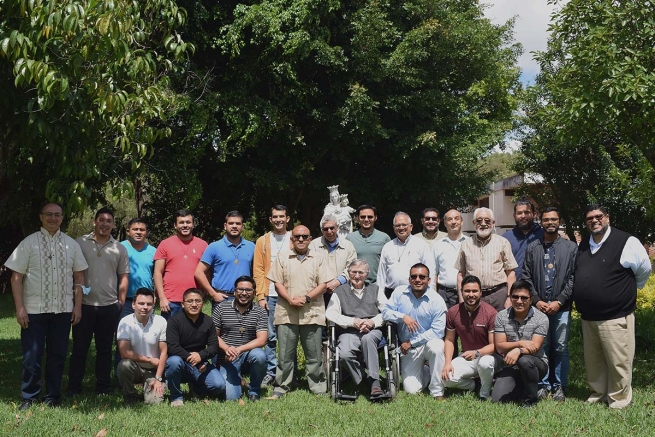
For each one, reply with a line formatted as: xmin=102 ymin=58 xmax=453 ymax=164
xmin=21 ymin=312 xmax=71 ymax=401
xmin=540 ymin=310 xmax=571 ymax=391
xmin=219 ymin=348 xmax=267 ymax=399
xmin=161 ymin=302 xmax=183 ymax=320
xmin=265 ymin=296 xmax=278 ymax=377
xmin=165 ymin=355 xmax=225 ymax=402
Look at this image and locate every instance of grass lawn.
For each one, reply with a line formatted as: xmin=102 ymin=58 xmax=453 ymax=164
xmin=1 ymin=293 xmax=655 ymax=436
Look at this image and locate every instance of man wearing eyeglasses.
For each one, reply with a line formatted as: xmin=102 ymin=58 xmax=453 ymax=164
xmin=492 ymin=280 xmax=549 ymax=407
xmin=212 ymin=276 xmax=267 ymax=401
xmin=5 ymin=203 xmax=88 ymax=410
xmin=326 ymin=259 xmax=388 ymax=398
xmin=382 ymin=263 xmax=447 ymax=399
xmin=521 ymin=207 xmax=577 ymax=402
xmin=456 ymin=207 xmax=518 ymax=311
xmin=266 ymin=225 xmax=329 ymax=399
xmin=346 ymin=205 xmax=391 ymax=284
xmin=378 ymin=212 xmax=436 ymax=298
xmin=573 ymin=204 xmax=651 ymax=409
xmin=414 ymin=208 xmax=448 ymax=250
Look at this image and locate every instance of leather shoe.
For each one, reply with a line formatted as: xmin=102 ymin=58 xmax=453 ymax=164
xmin=248 ymin=394 xmax=260 ymax=401
xmin=44 ymin=398 xmax=61 ymax=408
xmin=433 ymin=396 xmax=446 ymax=401
xmin=370 ymin=386 xmax=384 ymax=398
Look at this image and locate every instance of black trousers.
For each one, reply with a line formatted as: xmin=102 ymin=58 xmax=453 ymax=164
xmin=491 ymin=355 xmax=548 ymax=404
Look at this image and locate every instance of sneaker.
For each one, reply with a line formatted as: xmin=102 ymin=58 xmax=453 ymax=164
xmin=537 ymin=388 xmax=549 ymax=400
xmin=248 ymin=394 xmax=260 ymax=401
xmin=262 ymin=374 xmax=275 ymax=387
xmin=170 ymin=399 xmax=184 ymax=407
xmin=552 ymin=386 xmax=566 ymax=402
xmin=18 ymin=398 xmax=36 ymax=411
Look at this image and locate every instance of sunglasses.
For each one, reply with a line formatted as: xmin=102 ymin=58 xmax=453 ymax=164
xmin=410 ymin=274 xmax=428 ymax=280
xmin=293 ymin=234 xmax=310 ymax=240
xmin=510 ymin=295 xmax=530 ymax=302
xmin=423 ymin=217 xmax=439 ymax=222
xmin=321 ymin=226 xmax=336 ymax=231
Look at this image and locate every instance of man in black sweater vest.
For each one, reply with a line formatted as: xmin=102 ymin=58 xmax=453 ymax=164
xmin=325 ymin=259 xmax=388 ymax=398
xmin=572 ymin=204 xmax=651 ymax=409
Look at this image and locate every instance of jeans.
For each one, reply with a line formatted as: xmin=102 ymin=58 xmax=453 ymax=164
xmin=219 ymin=348 xmax=267 ymax=399
xmin=68 ymin=303 xmax=121 ymax=394
xmin=161 ymin=302 xmax=183 ymax=320
xmin=165 ymin=355 xmax=225 ymax=402
xmin=492 ymin=355 xmax=548 ymax=404
xmin=540 ymin=310 xmax=571 ymax=391
xmin=21 ymin=312 xmax=71 ymax=401
xmin=265 ymin=296 xmax=278 ymax=377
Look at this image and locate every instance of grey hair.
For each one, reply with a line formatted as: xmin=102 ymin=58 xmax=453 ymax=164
xmin=348 ymin=258 xmax=370 ymax=273
xmin=393 ymin=211 xmax=411 ymax=224
xmin=473 ymin=207 xmax=495 ymax=222
xmin=320 ymin=214 xmax=338 ymax=228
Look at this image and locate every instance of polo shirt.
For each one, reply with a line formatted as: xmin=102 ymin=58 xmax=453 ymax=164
xmin=154 ymin=236 xmax=208 ymax=303
xmin=200 ymin=236 xmax=255 ymax=292
xmin=77 ymin=233 xmax=129 ymax=307
xmin=494 ymin=307 xmax=549 ymax=363
xmin=446 ymin=301 xmax=496 ymax=351
xmin=121 ymin=241 xmax=156 ymax=298
xmin=212 ymin=300 xmax=267 ymax=364
xmin=346 ymin=229 xmax=391 ymax=283
xmin=117 ymin=312 xmax=167 ymax=369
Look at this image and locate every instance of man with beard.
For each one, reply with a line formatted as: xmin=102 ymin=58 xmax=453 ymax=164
xmin=382 ymin=263 xmax=447 ymax=399
xmin=414 ymin=208 xmax=448 ymax=250
xmin=434 ymin=209 xmax=470 ymax=309
xmin=154 ymin=210 xmax=208 ymax=319
xmin=456 ymin=208 xmax=518 ymax=311
xmin=504 ymin=198 xmax=544 ymax=279
xmin=212 ymin=276 xmax=267 ymax=401
xmin=195 ymin=211 xmax=255 ymax=310
xmin=378 ymin=212 xmax=436 ymax=298
xmin=521 ymin=207 xmax=577 ymax=402
xmin=253 ymin=205 xmax=292 ymax=386
xmin=573 ymin=204 xmax=650 ymax=409
xmin=346 ymin=204 xmax=391 ymax=284
xmin=441 ymin=275 xmax=500 ymax=401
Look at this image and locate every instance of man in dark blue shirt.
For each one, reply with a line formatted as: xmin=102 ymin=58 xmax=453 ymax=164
xmin=504 ymin=198 xmax=543 ymax=279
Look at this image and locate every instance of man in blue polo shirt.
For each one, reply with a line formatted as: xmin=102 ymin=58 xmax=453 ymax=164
xmin=195 ymin=211 xmax=255 ymax=309
xmin=503 ymin=198 xmax=544 ymax=279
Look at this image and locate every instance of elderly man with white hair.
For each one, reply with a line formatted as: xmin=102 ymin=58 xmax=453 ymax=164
xmin=377 ymin=212 xmax=436 ymax=298
xmin=455 ymin=208 xmax=518 ymax=311
xmin=326 ymin=259 xmax=388 ymax=398
xmin=309 ymin=215 xmax=357 ymax=294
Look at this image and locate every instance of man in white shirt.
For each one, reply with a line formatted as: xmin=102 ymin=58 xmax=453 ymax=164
xmin=434 ymin=209 xmax=470 ymax=309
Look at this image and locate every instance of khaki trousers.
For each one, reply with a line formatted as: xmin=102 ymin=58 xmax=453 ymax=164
xmin=581 ymin=313 xmax=635 ymax=409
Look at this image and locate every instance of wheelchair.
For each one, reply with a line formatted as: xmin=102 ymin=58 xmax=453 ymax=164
xmin=325 ymin=322 xmax=401 ymax=402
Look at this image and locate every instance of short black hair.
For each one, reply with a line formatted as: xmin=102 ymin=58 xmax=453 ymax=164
xmin=95 ymin=207 xmax=114 ymax=220
xmin=540 ymin=207 xmax=560 ymax=221
xmin=271 ymin=205 xmax=289 ymax=216
xmin=356 ymin=204 xmax=377 ymax=216
xmin=410 ymin=262 xmax=430 ymax=276
xmin=513 ymin=197 xmax=535 ymax=213
xmin=127 ymin=217 xmax=148 ymax=230
xmin=422 ymin=208 xmax=439 ymax=218
xmin=584 ymin=203 xmax=609 ymax=218
xmin=510 ymin=280 xmax=533 ymax=295
xmin=175 ymin=209 xmax=194 ymax=221
xmin=182 ymin=288 xmax=204 ymax=301
xmin=225 ymin=210 xmax=244 ymax=222
xmin=461 ymin=275 xmax=481 ymax=289
xmin=134 ymin=287 xmax=155 ymax=300
xmin=234 ymin=275 xmax=256 ymax=290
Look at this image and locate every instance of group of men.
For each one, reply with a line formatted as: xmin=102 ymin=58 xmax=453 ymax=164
xmin=5 ymin=198 xmax=650 ymax=410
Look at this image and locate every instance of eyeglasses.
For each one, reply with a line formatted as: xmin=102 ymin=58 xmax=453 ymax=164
xmin=235 ymin=287 xmax=254 ymax=294
xmin=475 ymin=218 xmax=492 ymax=225
xmin=184 ymin=299 xmax=203 ymax=305
xmin=510 ymin=295 xmax=530 ymax=302
xmin=410 ymin=274 xmax=428 ymax=280
xmin=585 ymin=213 xmax=606 ymax=223
xmin=359 ymin=215 xmax=374 ymax=219
xmin=292 ymin=234 xmax=310 ymax=240
xmin=393 ymin=224 xmax=410 ymax=229
xmin=41 ymin=212 xmax=63 ymax=218
xmin=321 ymin=226 xmax=335 ymax=232
xmin=349 ymin=270 xmax=368 ymax=276
xmin=423 ymin=217 xmax=439 ymax=222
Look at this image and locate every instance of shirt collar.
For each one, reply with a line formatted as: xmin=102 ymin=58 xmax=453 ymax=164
xmin=40 ymin=227 xmax=61 ymax=238
xmin=222 ymin=235 xmax=244 ymax=248
xmin=589 ymin=226 xmax=612 ymax=251
xmin=422 ymin=230 xmax=437 ymax=240
xmin=231 ymin=299 xmax=253 ymax=313
xmin=508 ymin=306 xmax=535 ymax=321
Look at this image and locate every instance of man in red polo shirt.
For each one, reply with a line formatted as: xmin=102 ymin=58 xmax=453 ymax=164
xmin=441 ymin=275 xmax=500 ymax=400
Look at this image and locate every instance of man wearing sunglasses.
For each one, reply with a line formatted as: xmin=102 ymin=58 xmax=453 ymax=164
xmin=346 ymin=205 xmax=391 ymax=284
xmin=492 ymin=280 xmax=549 ymax=407
xmin=266 ymin=225 xmax=329 ymax=399
xmin=382 ymin=263 xmax=447 ymax=400
xmin=573 ymin=204 xmax=651 ymax=409
xmin=456 ymin=207 xmax=518 ymax=311
xmin=414 ymin=208 xmax=447 ymax=250
xmin=309 ymin=215 xmax=357 ymax=295
xmin=212 ymin=276 xmax=267 ymax=401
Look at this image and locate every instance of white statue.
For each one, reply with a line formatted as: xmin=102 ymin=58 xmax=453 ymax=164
xmin=323 ymin=185 xmax=342 ymax=218
xmin=323 ymin=185 xmax=354 ymax=240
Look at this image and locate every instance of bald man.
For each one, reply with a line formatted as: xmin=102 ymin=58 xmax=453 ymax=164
xmin=266 ymin=225 xmax=329 ymax=398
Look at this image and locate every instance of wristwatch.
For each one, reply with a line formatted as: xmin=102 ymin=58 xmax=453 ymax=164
xmin=156 ymin=376 xmax=163 ymax=382
xmin=475 ymin=350 xmax=480 ymax=358
xmin=305 ymin=295 xmax=311 ymax=304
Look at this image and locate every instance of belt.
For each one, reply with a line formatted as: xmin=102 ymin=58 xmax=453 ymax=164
xmin=214 ymin=288 xmax=234 ymax=295
xmin=481 ymin=283 xmax=507 ymax=296
xmin=437 ymin=285 xmax=457 ymax=293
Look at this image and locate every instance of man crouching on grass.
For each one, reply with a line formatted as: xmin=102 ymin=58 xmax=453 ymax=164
xmin=116 ymin=287 xmax=167 ymax=405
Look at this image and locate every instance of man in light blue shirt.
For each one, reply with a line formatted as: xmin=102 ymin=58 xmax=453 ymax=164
xmin=382 ymin=263 xmax=447 ymax=399
xmin=120 ymin=218 xmax=157 ymax=319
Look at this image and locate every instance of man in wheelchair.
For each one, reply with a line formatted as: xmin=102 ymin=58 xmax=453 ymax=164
xmin=325 ymin=259 xmax=389 ymax=398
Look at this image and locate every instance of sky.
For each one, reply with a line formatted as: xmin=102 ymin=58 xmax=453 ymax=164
xmin=483 ymin=0 xmax=563 ymax=85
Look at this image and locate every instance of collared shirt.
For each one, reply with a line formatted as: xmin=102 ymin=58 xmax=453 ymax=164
xmin=377 ymin=235 xmax=436 ymax=290
xmin=346 ymin=229 xmax=391 ymax=283
xmin=212 ymin=300 xmax=268 ymax=364
xmin=121 ymin=241 xmax=156 ymax=299
xmin=382 ymin=286 xmax=446 ymax=347
xmin=588 ymin=226 xmax=651 ymax=288
xmin=503 ymin=224 xmax=544 ymax=278
xmin=4 ymin=228 xmax=88 ymax=314
xmin=154 ymin=235 xmax=208 ymax=303
xmin=414 ymin=230 xmax=448 ymax=251
xmin=116 ymin=312 xmax=167 ymax=369
xmin=77 ymin=232 xmax=129 ymax=307
xmin=325 ymin=283 xmax=388 ymax=328
xmin=267 ymin=248 xmax=330 ymax=325
xmin=200 ymin=236 xmax=255 ymax=292
xmin=446 ymin=301 xmax=496 ymax=351
xmin=456 ymin=234 xmax=518 ymax=288
xmin=494 ymin=307 xmax=549 ymax=363
xmin=309 ymin=236 xmax=357 ymax=285
xmin=434 ymin=234 xmax=470 ymax=288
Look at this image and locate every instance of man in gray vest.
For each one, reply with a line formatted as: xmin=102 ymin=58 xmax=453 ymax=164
xmin=326 ymin=259 xmax=388 ymax=398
